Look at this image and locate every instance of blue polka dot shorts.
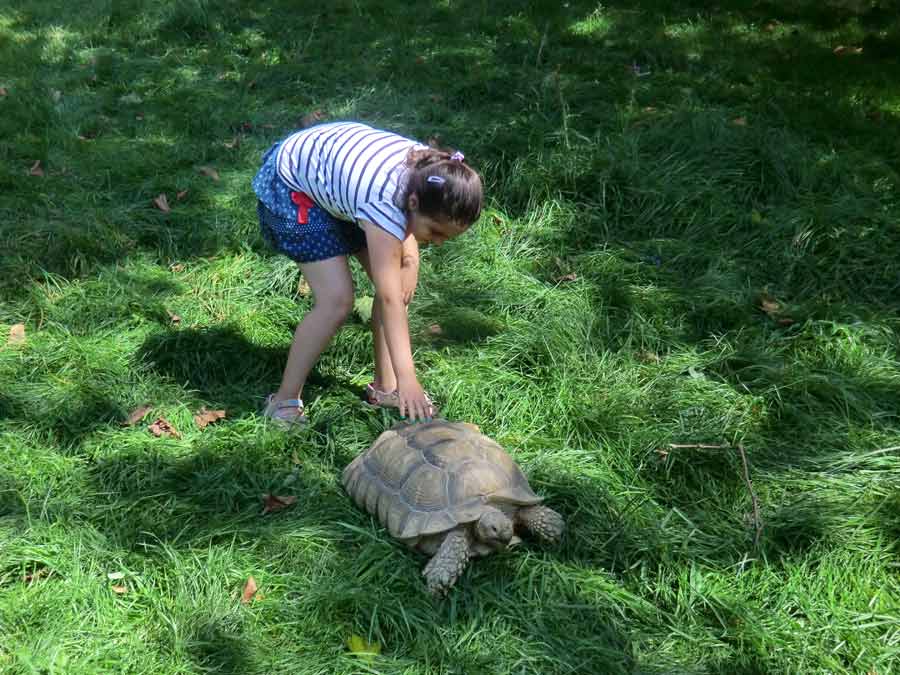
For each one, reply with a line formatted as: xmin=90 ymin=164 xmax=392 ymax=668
xmin=253 ymin=142 xmax=366 ymax=264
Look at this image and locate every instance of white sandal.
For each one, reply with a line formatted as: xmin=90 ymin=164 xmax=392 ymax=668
xmin=263 ymin=394 xmax=307 ymax=429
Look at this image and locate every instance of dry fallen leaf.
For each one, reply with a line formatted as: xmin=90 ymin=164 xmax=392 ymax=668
xmin=8 ymin=323 xmax=25 ymax=346
xmin=760 ymin=296 xmax=780 ymax=316
xmin=153 ymin=193 xmax=171 ymax=213
xmin=176 ymin=189 xmax=188 ymax=200
xmin=166 ymin=309 xmax=181 ymax=325
xmin=23 ymin=568 xmax=48 ymax=584
xmin=554 ymin=272 xmax=578 ymax=283
xmin=297 ymin=278 xmax=311 ymax=296
xmin=28 ymin=160 xmax=44 ymax=177
xmin=122 ymin=404 xmax=152 ymax=426
xmin=300 ymin=110 xmax=325 ymax=128
xmin=0 ymin=87 xmax=7 ymax=96
xmin=198 ymin=165 xmax=220 ymax=181
xmin=428 ymin=323 xmax=443 ymax=336
xmin=732 ymin=116 xmax=748 ymax=126
xmin=148 ymin=417 xmax=180 ymax=438
xmin=194 ymin=407 xmax=226 ymax=429
xmin=170 ymin=263 xmax=185 ymax=273
xmin=241 ymin=576 xmax=258 ymax=604
xmin=833 ymin=45 xmax=863 ymax=56
xmin=111 ymin=585 xmax=128 ymax=594
xmin=262 ymin=494 xmax=297 ymax=514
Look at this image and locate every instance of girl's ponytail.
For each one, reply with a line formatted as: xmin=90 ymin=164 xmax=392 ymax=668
xmin=403 ymin=146 xmax=482 ymax=226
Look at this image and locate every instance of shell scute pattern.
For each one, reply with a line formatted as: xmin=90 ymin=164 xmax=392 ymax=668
xmin=342 ymin=420 xmax=543 ymax=541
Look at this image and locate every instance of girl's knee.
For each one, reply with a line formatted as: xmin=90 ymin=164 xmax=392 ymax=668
xmin=315 ymin=287 xmax=354 ymax=323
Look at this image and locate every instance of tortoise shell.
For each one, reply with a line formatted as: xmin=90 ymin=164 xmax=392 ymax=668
xmin=342 ymin=420 xmax=542 ymax=540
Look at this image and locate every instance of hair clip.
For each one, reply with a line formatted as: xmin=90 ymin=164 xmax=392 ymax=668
xmin=450 ymin=151 xmax=465 ymax=162
xmin=426 ymin=175 xmax=446 ymax=185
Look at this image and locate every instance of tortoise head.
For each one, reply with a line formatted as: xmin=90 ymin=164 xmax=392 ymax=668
xmin=474 ymin=508 xmax=514 ymax=550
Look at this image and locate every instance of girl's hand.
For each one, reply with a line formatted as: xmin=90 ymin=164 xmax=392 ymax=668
xmin=397 ymin=375 xmax=434 ymax=422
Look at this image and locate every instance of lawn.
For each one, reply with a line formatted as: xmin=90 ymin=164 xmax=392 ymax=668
xmin=2 ymin=0 xmax=900 ymax=673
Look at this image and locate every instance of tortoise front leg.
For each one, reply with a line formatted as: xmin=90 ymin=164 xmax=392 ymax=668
xmin=422 ymin=527 xmax=473 ymax=596
xmin=515 ymin=505 xmax=565 ymax=544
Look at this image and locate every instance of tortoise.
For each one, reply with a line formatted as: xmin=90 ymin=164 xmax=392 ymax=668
xmin=341 ymin=420 xmax=565 ymax=595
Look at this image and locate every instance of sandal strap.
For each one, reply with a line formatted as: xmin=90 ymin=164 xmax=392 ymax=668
xmin=274 ymin=398 xmax=303 ymax=409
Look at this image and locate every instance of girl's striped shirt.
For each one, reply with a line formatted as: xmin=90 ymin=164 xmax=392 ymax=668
xmin=274 ymin=121 xmax=425 ymax=241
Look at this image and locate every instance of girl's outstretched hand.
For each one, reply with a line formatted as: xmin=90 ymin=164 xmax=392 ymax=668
xmin=397 ymin=376 xmax=434 ymax=422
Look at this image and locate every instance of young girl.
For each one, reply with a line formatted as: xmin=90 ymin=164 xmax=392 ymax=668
xmin=251 ymin=120 xmax=483 ymax=428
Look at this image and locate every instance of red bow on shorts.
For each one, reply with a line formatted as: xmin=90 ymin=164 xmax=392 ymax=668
xmin=290 ymin=191 xmax=315 ymax=224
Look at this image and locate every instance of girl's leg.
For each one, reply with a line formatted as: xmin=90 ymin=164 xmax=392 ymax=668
xmin=272 ymin=255 xmax=355 ymax=403
xmin=353 ymin=248 xmax=401 ymax=393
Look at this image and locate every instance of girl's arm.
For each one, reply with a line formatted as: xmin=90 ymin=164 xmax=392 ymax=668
xmin=400 ymin=233 xmax=419 ymax=305
xmin=363 ymin=221 xmax=433 ymax=421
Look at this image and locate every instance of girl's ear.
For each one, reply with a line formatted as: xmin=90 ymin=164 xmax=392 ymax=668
xmin=406 ymin=192 xmax=419 ymax=212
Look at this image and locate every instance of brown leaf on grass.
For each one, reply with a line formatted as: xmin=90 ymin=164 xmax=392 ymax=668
xmin=491 ymin=214 xmax=502 ymax=225
xmin=833 ymin=45 xmax=863 ymax=56
xmin=28 ymin=160 xmax=44 ymax=177
xmin=0 ymin=87 xmax=7 ymax=96
xmin=153 ymin=193 xmax=171 ymax=213
xmin=760 ymin=297 xmax=780 ymax=316
xmin=148 ymin=417 xmax=180 ymax=438
xmin=300 ymin=110 xmax=325 ymax=128
xmin=23 ymin=568 xmax=49 ymax=584
xmin=297 ymin=278 xmax=311 ymax=296
xmin=194 ymin=407 xmax=226 ymax=429
xmin=554 ymin=272 xmax=578 ymax=283
xmin=732 ymin=116 xmax=748 ymax=126
xmin=241 ymin=576 xmax=258 ymax=604
xmin=111 ymin=585 xmax=128 ymax=594
xmin=428 ymin=323 xmax=443 ymax=336
xmin=759 ymin=294 xmax=795 ymax=325
xmin=261 ymin=494 xmax=297 ymax=514
xmin=198 ymin=165 xmax=220 ymax=181
xmin=122 ymin=404 xmax=152 ymax=426
xmin=8 ymin=323 xmax=25 ymax=346
xmin=170 ymin=263 xmax=185 ymax=273
xmin=166 ymin=309 xmax=181 ymax=324
xmin=176 ymin=190 xmax=188 ymax=200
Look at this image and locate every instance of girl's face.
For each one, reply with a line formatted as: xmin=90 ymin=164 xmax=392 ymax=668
xmin=407 ymin=213 xmax=467 ymax=246
xmin=406 ymin=193 xmax=468 ymax=246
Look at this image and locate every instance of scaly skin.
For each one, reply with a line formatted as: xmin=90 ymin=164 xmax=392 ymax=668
xmin=423 ymin=527 xmax=473 ymax=596
xmin=516 ymin=505 xmax=565 ymax=544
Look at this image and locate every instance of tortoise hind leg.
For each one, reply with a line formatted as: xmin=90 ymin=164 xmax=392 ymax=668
xmin=515 ymin=505 xmax=565 ymax=544
xmin=422 ymin=527 xmax=473 ymax=596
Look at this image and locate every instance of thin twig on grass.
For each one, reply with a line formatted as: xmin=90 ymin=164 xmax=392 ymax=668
xmin=737 ymin=444 xmax=763 ymax=549
xmin=666 ymin=442 xmax=764 ymax=549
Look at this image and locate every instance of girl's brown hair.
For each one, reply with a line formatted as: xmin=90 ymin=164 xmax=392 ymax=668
xmin=402 ymin=146 xmax=483 ymax=226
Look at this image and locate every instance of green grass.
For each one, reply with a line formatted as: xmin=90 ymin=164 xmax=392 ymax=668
xmin=2 ymin=0 xmax=900 ymax=672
